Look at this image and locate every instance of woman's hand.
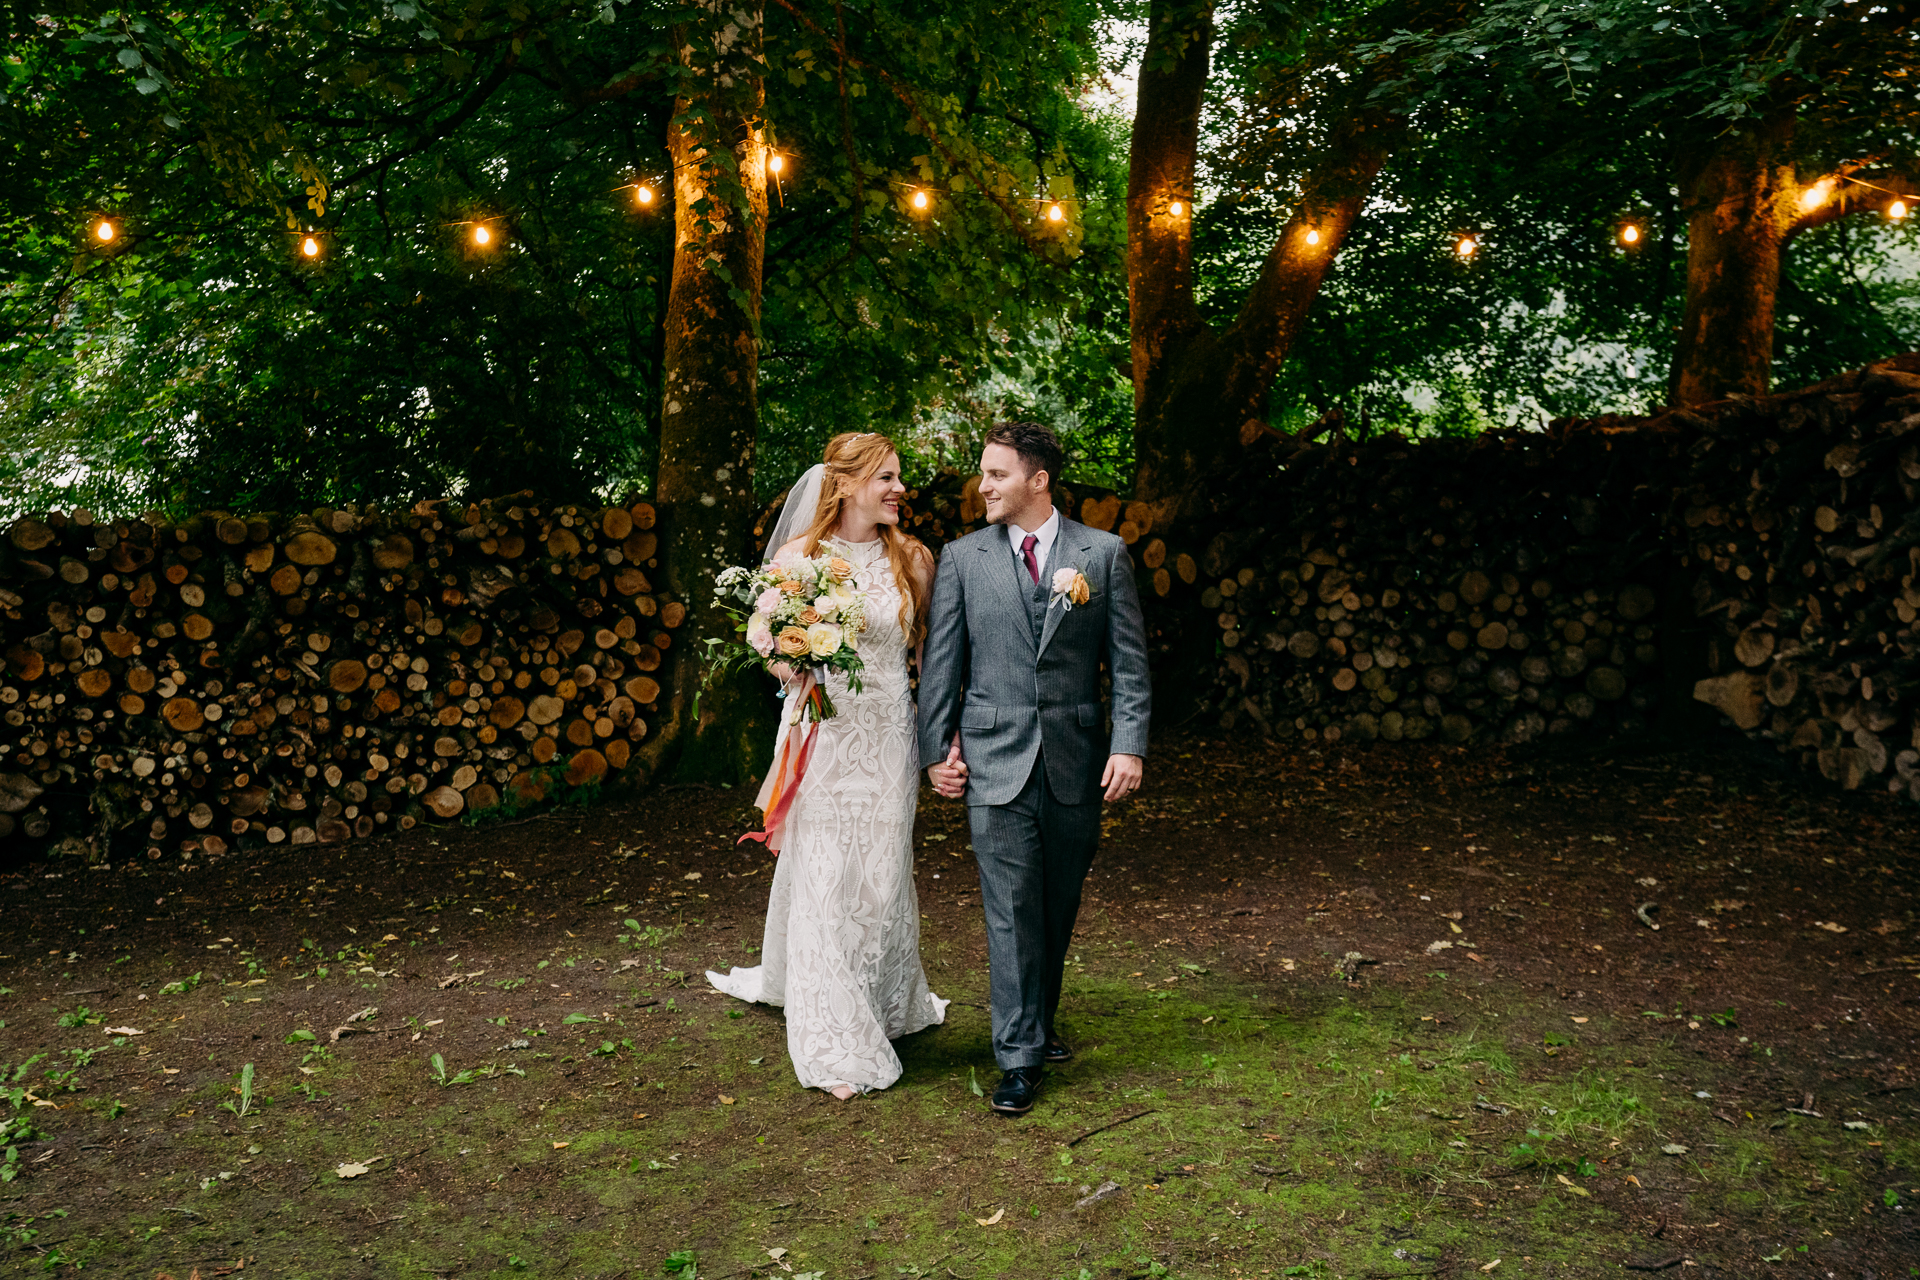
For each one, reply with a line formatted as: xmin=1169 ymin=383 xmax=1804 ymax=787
xmin=768 ymin=661 xmax=797 ymax=686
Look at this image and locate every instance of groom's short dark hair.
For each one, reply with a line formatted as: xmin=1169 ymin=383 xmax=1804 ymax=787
xmin=984 ymin=421 xmax=1065 ymax=490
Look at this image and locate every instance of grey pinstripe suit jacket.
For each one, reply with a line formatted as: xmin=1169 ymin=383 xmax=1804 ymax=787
xmin=916 ymin=516 xmax=1151 ymax=807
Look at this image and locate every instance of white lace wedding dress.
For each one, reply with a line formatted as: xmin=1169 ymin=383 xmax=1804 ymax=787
xmin=706 ymin=535 xmax=948 ymax=1092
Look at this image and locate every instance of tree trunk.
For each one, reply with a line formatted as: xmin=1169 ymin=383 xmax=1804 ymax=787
xmin=1127 ymin=0 xmax=1392 ymax=524
xmin=1666 ymin=116 xmax=1799 ymax=406
xmin=640 ymin=3 xmax=775 ymax=786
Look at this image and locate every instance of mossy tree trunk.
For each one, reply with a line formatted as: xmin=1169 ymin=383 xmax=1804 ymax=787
xmin=640 ymin=2 xmax=775 ymax=786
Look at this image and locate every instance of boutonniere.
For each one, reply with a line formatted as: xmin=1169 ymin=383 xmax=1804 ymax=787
xmin=1048 ymin=566 xmax=1093 ymax=611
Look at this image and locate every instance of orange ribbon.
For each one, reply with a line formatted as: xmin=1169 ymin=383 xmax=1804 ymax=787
xmin=740 ymin=675 xmax=824 ymax=852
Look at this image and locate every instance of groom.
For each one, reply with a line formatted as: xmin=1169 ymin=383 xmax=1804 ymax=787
xmin=917 ymin=421 xmax=1151 ymax=1116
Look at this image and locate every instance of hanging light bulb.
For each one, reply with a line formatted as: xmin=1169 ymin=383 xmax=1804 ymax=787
xmin=635 ymin=184 xmax=655 ymax=206
xmin=1890 ymin=198 xmax=1909 ymax=220
xmin=1620 ymin=223 xmax=1641 ymax=245
xmin=1455 ymin=235 xmax=1478 ymax=258
xmin=1169 ymin=200 xmax=1184 ymax=217
xmin=473 ymin=224 xmax=493 ymax=246
xmin=301 ymin=236 xmax=321 ymax=258
xmin=767 ymin=153 xmax=785 ymax=175
xmin=93 ymin=220 xmax=116 ymax=243
xmin=911 ymin=190 xmax=929 ymax=211
xmin=1304 ymin=228 xmax=1320 ymax=246
xmin=1799 ymin=181 xmax=1831 ymax=212
xmin=1046 ymin=202 xmax=1065 ymax=223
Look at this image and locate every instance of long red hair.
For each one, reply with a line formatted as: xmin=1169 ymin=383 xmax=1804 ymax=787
xmin=789 ymin=432 xmax=931 ymax=648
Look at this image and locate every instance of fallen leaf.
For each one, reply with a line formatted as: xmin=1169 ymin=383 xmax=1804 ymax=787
xmin=682 ymin=872 xmax=703 ymax=881
xmin=1426 ymin=940 xmax=1454 ymax=954
xmin=718 ymin=1094 xmax=736 ymax=1105
xmin=974 ymin=1208 xmax=1004 ymax=1226
xmin=551 ymin=1141 xmax=569 ymax=1150
xmin=1466 ymin=952 xmax=1485 ymax=962
xmin=1571 ymin=1016 xmax=1590 ymax=1024
xmin=105 ymin=1026 xmax=144 ymax=1036
xmin=1555 ymin=1173 xmax=1591 ymax=1197
xmin=335 ymin=1161 xmax=371 ymax=1179
xmin=1814 ymin=921 xmax=1848 ymax=933
xmin=1624 ymin=1174 xmax=1641 ymax=1187
xmin=1661 ymin=1143 xmax=1689 ymax=1156
xmin=1480 ymin=1261 xmax=1501 ymax=1273
xmin=1843 ymin=1120 xmax=1872 ymax=1131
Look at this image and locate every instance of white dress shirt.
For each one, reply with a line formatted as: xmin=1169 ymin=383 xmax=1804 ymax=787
xmin=1005 ymin=507 xmax=1060 ymax=585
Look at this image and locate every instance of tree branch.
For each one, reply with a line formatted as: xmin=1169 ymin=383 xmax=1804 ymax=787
xmin=1787 ymin=165 xmax=1917 ymax=240
xmin=331 ymin=44 xmax=524 ymax=193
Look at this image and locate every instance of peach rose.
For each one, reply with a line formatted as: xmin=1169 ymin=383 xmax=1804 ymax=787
xmin=779 ymin=579 xmax=806 ymax=595
xmin=797 ymin=606 xmax=822 ymax=626
xmin=1069 ymin=572 xmax=1091 ymax=606
xmin=775 ymin=626 xmax=810 ymax=657
xmin=826 ymin=556 xmax=854 ymax=583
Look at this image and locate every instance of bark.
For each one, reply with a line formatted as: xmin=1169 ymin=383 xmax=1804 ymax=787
xmin=1128 ymin=0 xmax=1394 ymax=524
xmin=641 ymin=3 xmax=775 ymax=786
xmin=1666 ymin=116 xmax=1800 ymax=406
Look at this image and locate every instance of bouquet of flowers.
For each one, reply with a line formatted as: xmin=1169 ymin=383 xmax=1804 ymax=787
xmin=708 ymin=550 xmax=869 ymax=722
xmin=706 ymin=550 xmax=871 ymax=851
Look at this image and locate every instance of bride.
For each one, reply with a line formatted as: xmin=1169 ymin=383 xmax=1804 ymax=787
xmin=706 ymin=431 xmax=949 ymax=1098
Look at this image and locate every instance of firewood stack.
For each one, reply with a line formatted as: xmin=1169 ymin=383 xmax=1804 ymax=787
xmin=1670 ymin=356 xmax=1920 ymax=798
xmin=0 ymin=496 xmax=682 ymax=856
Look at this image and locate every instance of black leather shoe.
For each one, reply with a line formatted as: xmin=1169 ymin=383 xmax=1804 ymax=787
xmin=1043 ymin=1033 xmax=1073 ymax=1064
xmin=990 ymin=1066 xmax=1044 ymax=1115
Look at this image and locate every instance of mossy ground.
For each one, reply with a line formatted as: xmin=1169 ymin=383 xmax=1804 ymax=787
xmin=1 ymin=734 xmax=1916 ymax=1277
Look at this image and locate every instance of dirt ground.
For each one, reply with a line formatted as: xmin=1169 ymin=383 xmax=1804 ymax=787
xmin=1 ymin=730 xmax=1916 ymax=1278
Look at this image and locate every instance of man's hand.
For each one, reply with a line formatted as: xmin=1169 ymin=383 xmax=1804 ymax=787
xmin=1100 ymin=753 xmax=1144 ymax=802
xmin=926 ymin=737 xmax=969 ymax=799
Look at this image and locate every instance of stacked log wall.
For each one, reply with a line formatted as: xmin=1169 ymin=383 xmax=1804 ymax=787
xmin=888 ymin=353 xmax=1920 ymax=795
xmin=1 ymin=496 xmax=685 ymax=857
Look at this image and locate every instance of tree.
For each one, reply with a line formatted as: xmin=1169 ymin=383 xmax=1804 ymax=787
xmin=1124 ymin=0 xmax=1441 ymax=521
xmin=1363 ymin=0 xmax=1920 ymax=405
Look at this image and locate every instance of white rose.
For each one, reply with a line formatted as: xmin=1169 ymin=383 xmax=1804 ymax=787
xmin=806 ymin=622 xmax=843 ymax=658
xmin=811 ymin=594 xmax=839 ymax=620
xmin=830 ymin=580 xmax=859 ymax=606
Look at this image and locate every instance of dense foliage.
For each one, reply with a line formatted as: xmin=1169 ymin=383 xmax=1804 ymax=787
xmin=0 ymin=0 xmax=1128 ymax=515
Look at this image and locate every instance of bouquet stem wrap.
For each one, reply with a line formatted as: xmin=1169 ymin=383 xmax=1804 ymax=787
xmin=739 ymin=673 xmax=827 ymax=851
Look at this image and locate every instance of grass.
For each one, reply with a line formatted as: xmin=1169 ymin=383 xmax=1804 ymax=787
xmin=3 ymin=942 xmax=1910 ymax=1278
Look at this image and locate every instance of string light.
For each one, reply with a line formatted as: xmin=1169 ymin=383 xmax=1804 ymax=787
xmin=635 ymin=184 xmax=655 ymax=206
xmin=1799 ymin=181 xmax=1831 ymax=212
xmin=1455 ymin=235 xmax=1478 ymax=259
xmin=1046 ymin=202 xmax=1064 ymax=223
xmin=93 ymin=220 xmax=116 ymax=243
xmin=1168 ymin=200 xmax=1184 ymax=216
xmin=1891 ymin=199 xmax=1909 ymax=220
xmin=767 ymin=154 xmax=785 ymax=174
xmin=911 ymin=190 xmax=929 ymax=211
xmin=473 ymin=224 xmax=493 ymax=246
xmin=1304 ymin=228 xmax=1320 ymax=246
xmin=301 ymin=235 xmax=321 ymax=258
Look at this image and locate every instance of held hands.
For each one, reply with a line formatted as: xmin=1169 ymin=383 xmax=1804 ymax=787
xmin=926 ymin=735 xmax=969 ymax=799
xmin=1101 ymin=753 xmax=1144 ymax=802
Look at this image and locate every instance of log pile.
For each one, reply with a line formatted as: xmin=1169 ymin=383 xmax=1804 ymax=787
xmin=845 ymin=352 xmax=1920 ymax=798
xmin=0 ymin=496 xmax=683 ymax=857
xmin=1667 ymin=355 xmax=1920 ymax=798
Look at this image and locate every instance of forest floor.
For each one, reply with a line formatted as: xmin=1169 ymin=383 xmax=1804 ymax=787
xmin=0 ymin=730 xmax=1916 ymax=1280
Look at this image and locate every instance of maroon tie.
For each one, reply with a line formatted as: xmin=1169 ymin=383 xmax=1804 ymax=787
xmin=1020 ymin=533 xmax=1040 ymax=584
